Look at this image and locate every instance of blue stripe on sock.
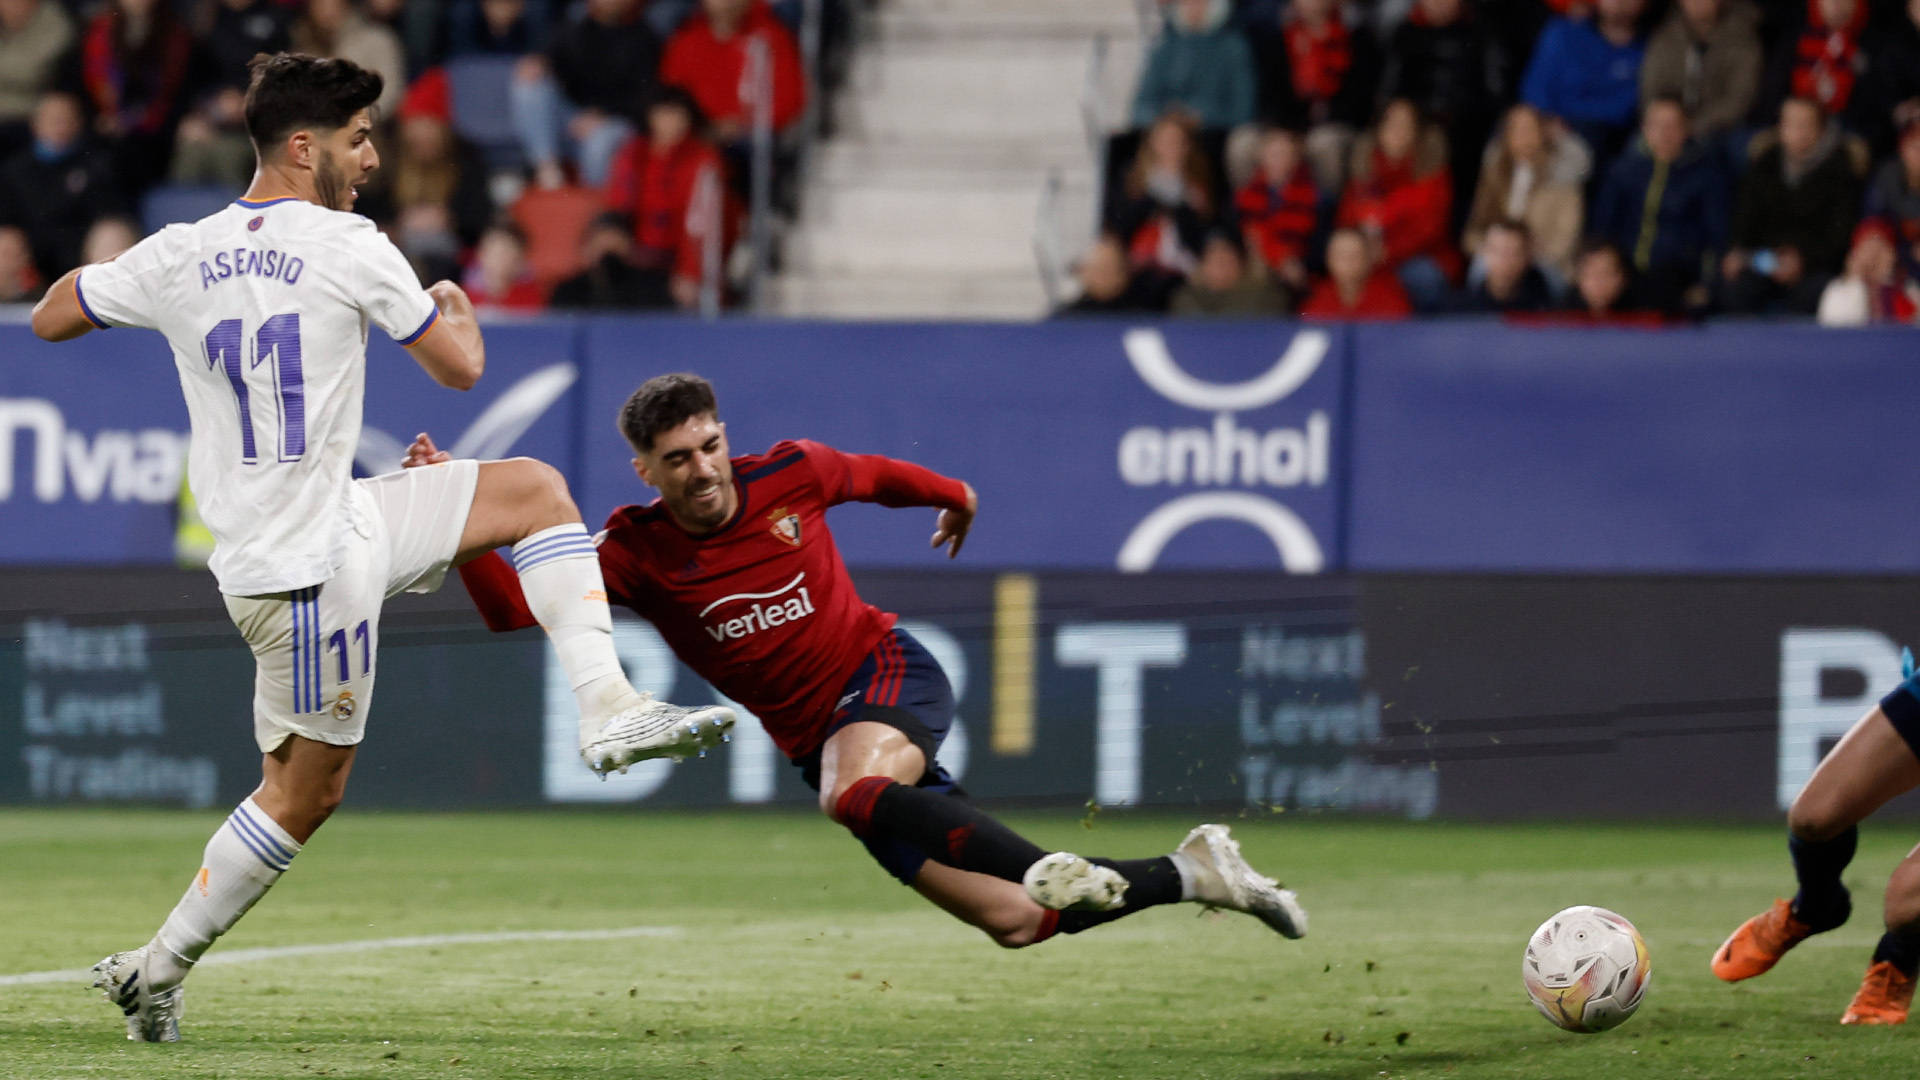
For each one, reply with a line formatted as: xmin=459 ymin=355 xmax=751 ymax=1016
xmin=232 ymin=804 xmax=296 ymax=863
xmin=509 ymin=531 xmax=594 ymax=571
xmin=513 ymin=545 xmax=599 ymax=574
xmin=511 ymin=538 xmax=599 ymax=573
xmin=225 ymin=814 xmax=290 ymax=871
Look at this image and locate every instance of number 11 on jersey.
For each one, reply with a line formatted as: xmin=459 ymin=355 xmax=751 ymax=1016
xmin=203 ymin=313 xmax=305 ymax=464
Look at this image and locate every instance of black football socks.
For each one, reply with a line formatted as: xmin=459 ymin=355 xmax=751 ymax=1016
xmin=1788 ymin=827 xmax=1856 ymax=931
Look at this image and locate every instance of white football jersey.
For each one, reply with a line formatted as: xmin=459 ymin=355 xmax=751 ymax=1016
xmin=76 ymin=196 xmax=439 ymax=596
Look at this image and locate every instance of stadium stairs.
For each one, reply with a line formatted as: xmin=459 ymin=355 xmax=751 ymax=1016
xmin=767 ymin=0 xmax=1139 ymax=319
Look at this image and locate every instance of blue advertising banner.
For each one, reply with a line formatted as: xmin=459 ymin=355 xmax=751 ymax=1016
xmin=1346 ymin=322 xmax=1920 ymax=572
xmin=2 ymin=323 xmax=586 ymax=565
xmin=8 ymin=318 xmax=1920 ymax=573
xmin=577 ymin=319 xmax=1344 ymax=571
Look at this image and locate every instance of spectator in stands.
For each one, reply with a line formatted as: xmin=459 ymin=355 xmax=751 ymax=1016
xmin=1859 ymin=0 xmax=1920 ymax=155
xmin=1376 ymin=0 xmax=1509 ymax=219
xmin=1639 ymin=0 xmax=1762 ymax=145
xmin=1463 ymin=103 xmax=1587 ymax=280
xmin=1557 ymin=237 xmax=1664 ymax=322
xmin=462 ymin=220 xmax=548 ymax=312
xmin=1592 ymin=96 xmax=1728 ymax=311
xmin=365 ymin=0 xmax=443 ymax=76
xmin=79 ymin=0 xmax=195 ymax=193
xmin=1242 ymin=0 xmax=1376 ymax=191
xmin=1337 ymin=97 xmax=1458 ymax=310
xmin=1720 ymin=96 xmax=1863 ymax=314
xmin=384 ymin=68 xmax=496 ymax=248
xmin=291 ymin=0 xmax=406 ymax=119
xmin=1130 ymin=0 xmax=1255 ymax=131
xmin=1865 ymin=119 xmax=1920 ymax=279
xmin=1817 ymin=218 xmax=1919 ymax=325
xmin=171 ymin=0 xmax=291 ymax=189
xmin=604 ymin=86 xmax=735 ymax=310
xmin=1171 ymin=229 xmax=1291 ymax=315
xmin=1108 ymin=111 xmax=1220 ymax=284
xmin=1301 ymin=225 xmax=1414 ymax=318
xmin=446 ymin=0 xmax=553 ymax=59
xmin=661 ymin=0 xmax=806 ymax=144
xmin=0 ymin=223 xmax=40 ymax=303
xmin=0 ymin=0 xmax=73 ymax=160
xmin=550 ymin=211 xmax=673 ymax=309
xmin=1758 ymin=0 xmax=1869 ymax=132
xmin=1454 ymin=217 xmax=1554 ymax=311
xmin=514 ymin=0 xmax=659 ymax=189
xmin=1055 ymin=232 xmax=1167 ymax=316
xmin=1235 ymin=126 xmax=1319 ymax=294
xmin=1521 ymin=0 xmax=1649 ymax=169
xmin=0 ymin=91 xmax=124 ymax=281
xmin=80 ymin=215 xmax=139 ymax=264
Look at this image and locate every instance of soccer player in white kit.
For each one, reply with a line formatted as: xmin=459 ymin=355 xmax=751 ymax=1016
xmin=29 ymin=53 xmax=734 ymax=1042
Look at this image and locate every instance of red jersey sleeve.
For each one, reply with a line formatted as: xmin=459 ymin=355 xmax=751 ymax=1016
xmin=456 ymin=550 xmax=538 ymax=632
xmin=793 ymin=439 xmax=969 ymax=510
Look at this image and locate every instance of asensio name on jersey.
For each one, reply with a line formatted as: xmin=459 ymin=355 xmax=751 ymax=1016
xmin=74 ymin=197 xmax=438 ymax=596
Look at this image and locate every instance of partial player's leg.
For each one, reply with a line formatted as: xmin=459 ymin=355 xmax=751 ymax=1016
xmin=91 ymin=538 xmax=386 ymax=1042
xmin=811 ymin=630 xmax=1291 ymax=938
xmin=413 ymin=457 xmax=731 ymax=772
xmin=1713 ymin=699 xmax=1920 ymax=983
xmin=1841 ymin=842 xmax=1920 ymax=1025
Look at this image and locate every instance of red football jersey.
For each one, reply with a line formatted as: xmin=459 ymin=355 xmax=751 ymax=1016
xmin=459 ymin=439 xmax=970 ymax=758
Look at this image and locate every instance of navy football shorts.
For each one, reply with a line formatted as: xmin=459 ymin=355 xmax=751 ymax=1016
xmin=793 ymin=627 xmax=961 ymax=884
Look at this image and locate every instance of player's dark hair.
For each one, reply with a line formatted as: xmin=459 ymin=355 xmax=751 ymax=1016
xmin=621 ymin=374 xmax=719 ymax=453
xmin=243 ymin=52 xmax=384 ymax=157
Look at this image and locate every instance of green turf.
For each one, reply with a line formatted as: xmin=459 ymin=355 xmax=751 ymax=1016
xmin=1 ymin=808 xmax=1914 ymax=1079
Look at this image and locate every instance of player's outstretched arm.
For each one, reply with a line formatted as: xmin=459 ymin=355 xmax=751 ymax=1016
xmin=404 ymin=280 xmax=486 ymax=390
xmin=930 ymin=482 xmax=977 ymax=559
xmin=30 ymin=268 xmax=98 ymax=342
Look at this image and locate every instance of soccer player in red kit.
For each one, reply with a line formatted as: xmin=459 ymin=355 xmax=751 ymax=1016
xmin=405 ymin=373 xmax=1307 ymax=947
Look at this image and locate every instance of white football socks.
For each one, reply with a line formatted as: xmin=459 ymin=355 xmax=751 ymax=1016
xmin=147 ymin=797 xmax=301 ymax=990
xmin=509 ymin=524 xmax=631 ymax=729
xmin=1169 ymin=850 xmax=1202 ymax=902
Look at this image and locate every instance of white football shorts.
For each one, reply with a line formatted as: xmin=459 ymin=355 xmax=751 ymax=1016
xmin=224 ymin=459 xmax=480 ymax=752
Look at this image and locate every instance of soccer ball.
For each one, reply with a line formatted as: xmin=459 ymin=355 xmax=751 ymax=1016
xmin=1521 ymin=905 xmax=1651 ymax=1033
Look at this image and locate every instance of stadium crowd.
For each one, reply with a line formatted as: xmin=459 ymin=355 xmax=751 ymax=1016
xmin=1060 ymin=0 xmax=1920 ymax=325
xmin=0 ymin=0 xmax=838 ymax=312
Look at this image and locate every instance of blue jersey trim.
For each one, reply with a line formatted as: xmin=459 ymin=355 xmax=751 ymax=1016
xmin=72 ymin=271 xmax=109 ymax=330
xmin=397 ymin=307 xmax=439 ymax=346
xmin=233 ymin=196 xmax=302 ymax=208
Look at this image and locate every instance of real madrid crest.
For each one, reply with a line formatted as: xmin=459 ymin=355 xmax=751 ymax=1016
xmin=332 ymin=690 xmax=357 ymax=721
xmin=767 ymin=506 xmax=802 ymax=546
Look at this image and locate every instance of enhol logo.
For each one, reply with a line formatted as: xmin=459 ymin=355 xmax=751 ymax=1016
xmin=701 ymin=572 xmax=816 ymax=641
xmin=1114 ymin=329 xmax=1330 ymax=574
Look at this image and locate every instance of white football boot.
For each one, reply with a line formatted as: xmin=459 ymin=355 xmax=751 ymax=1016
xmin=1022 ymin=852 xmax=1130 ymax=912
xmin=579 ymin=692 xmax=736 ymax=777
xmin=1171 ymin=824 xmax=1307 ymax=938
xmin=90 ymin=947 xmax=183 ymax=1042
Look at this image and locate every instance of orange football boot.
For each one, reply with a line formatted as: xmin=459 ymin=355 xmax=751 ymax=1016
xmin=1711 ymin=898 xmax=1817 ymax=982
xmin=1840 ymin=961 xmax=1915 ymax=1025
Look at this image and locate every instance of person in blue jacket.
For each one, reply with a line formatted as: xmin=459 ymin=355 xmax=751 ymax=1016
xmin=1522 ymin=0 xmax=1650 ymax=172
xmin=1590 ymin=95 xmax=1728 ymax=311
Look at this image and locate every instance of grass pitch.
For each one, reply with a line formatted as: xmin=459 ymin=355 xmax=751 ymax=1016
xmin=1 ymin=808 xmax=1915 ymax=1079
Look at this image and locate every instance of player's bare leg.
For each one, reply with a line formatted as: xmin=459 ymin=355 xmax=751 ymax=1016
xmin=1714 ymin=706 xmax=1920 ymax=982
xmin=91 ymin=736 xmax=349 ymax=1041
xmin=911 ymin=862 xmax=1052 ymax=948
xmin=452 ymin=454 xmax=732 ymax=772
